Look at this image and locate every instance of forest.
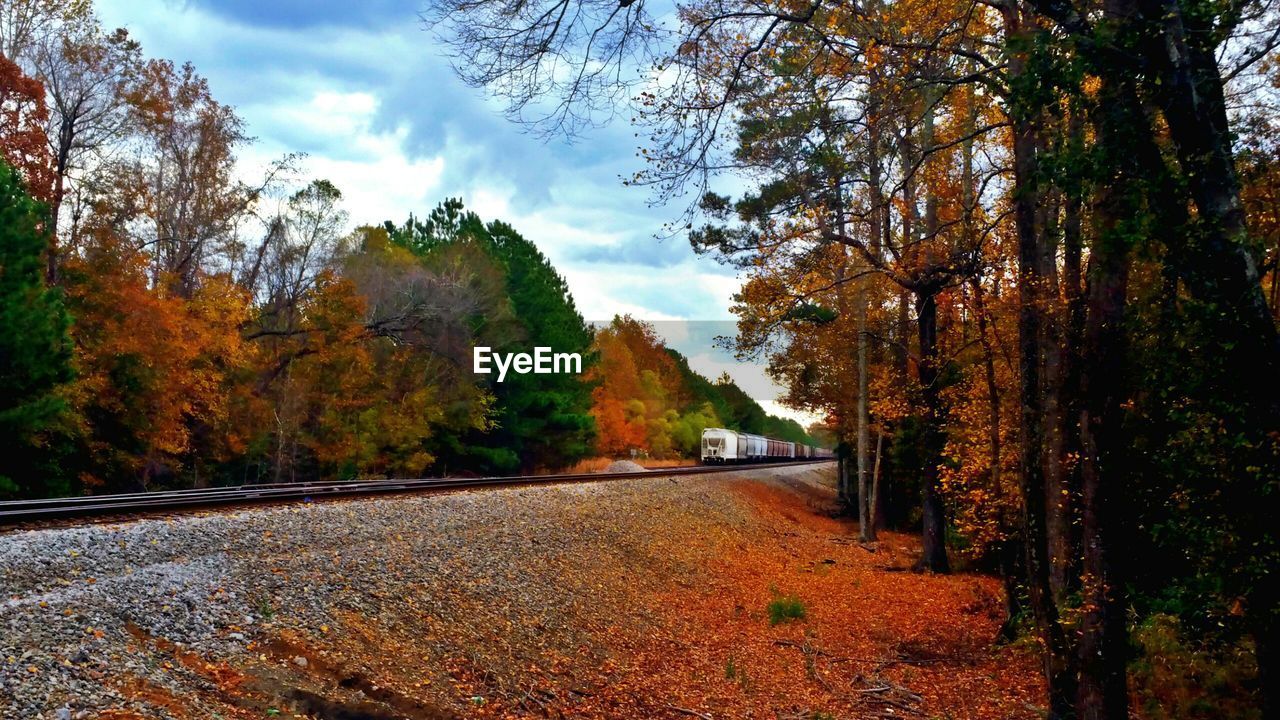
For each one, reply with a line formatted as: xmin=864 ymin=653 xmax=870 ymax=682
xmin=419 ymin=0 xmax=1280 ymax=715
xmin=0 ymin=0 xmax=812 ymax=500
xmin=3 ymin=0 xmax=1280 ymax=715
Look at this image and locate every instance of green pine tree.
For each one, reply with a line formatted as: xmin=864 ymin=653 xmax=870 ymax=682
xmin=0 ymin=160 xmax=74 ymax=497
xmin=482 ymin=219 xmax=597 ymax=470
xmin=386 ymin=200 xmax=597 ymax=472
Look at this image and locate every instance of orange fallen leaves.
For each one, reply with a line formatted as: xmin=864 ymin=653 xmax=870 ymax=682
xmin=572 ymin=478 xmax=1045 ymax=719
xmin=97 ymin=474 xmax=1043 ymax=719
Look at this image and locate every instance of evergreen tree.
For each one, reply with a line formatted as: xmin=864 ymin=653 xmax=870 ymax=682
xmin=0 ymin=160 xmax=74 ymax=497
xmin=482 ymin=220 xmax=596 ymax=470
xmin=386 ymin=200 xmax=597 ymax=472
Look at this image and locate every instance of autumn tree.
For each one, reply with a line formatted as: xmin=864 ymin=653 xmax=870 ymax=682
xmin=33 ymin=23 xmax=139 ymax=259
xmin=0 ymin=0 xmax=90 ymax=62
xmin=58 ymin=223 xmax=254 ymax=491
xmin=0 ymin=53 xmax=52 ymax=202
xmin=589 ymin=320 xmax=651 ymax=455
xmin=2 ymin=0 xmax=136 ymax=278
xmin=428 ymin=0 xmax=1280 ymax=714
xmin=123 ymin=59 xmax=251 ymax=297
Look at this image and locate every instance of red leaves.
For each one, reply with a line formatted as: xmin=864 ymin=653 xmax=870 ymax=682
xmin=0 ymin=55 xmax=55 ymax=204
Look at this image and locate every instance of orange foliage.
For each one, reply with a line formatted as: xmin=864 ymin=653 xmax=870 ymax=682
xmin=62 ymin=232 xmax=255 ymax=489
xmin=588 ymin=316 xmax=684 ymax=456
xmin=249 ymin=271 xmax=454 ymax=481
xmin=939 ymin=278 xmax=1022 ymax=556
xmin=0 ymin=54 xmax=54 ymax=203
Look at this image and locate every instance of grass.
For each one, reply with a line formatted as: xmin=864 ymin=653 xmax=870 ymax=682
xmin=766 ymin=594 xmax=808 ymax=625
xmin=252 ymin=592 xmax=276 ymax=621
xmin=724 ymin=655 xmax=751 ymax=692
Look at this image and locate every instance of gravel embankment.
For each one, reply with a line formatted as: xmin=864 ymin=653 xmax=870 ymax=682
xmin=1 ymin=465 xmax=830 ymax=719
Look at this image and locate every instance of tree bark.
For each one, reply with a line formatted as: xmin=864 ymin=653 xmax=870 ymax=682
xmin=1075 ymin=189 xmax=1130 ymax=720
xmin=1039 ymin=182 xmax=1072 ymax=602
xmin=1071 ymin=46 xmax=1145 ymax=720
xmin=971 ymin=279 xmax=1002 ymax=501
xmin=857 ymin=264 xmax=873 ymax=541
xmin=1146 ymin=0 xmax=1280 ymax=369
xmin=1060 ymin=102 xmax=1086 ymax=600
xmin=870 ymin=428 xmax=884 ymax=531
xmin=1005 ymin=3 xmax=1076 ymax=714
xmin=914 ymin=289 xmax=949 ymax=573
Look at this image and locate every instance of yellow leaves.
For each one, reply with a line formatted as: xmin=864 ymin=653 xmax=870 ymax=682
xmin=1081 ymin=74 xmax=1102 ymax=98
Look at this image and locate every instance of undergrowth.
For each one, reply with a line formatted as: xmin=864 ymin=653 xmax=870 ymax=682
xmin=766 ymin=593 xmax=808 ymax=625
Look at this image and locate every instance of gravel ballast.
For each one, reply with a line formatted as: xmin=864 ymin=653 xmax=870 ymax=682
xmin=1 ymin=465 xmax=832 ymax=719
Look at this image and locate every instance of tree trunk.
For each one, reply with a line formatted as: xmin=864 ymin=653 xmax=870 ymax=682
xmin=1039 ymin=183 xmax=1073 ymax=602
xmin=1075 ymin=193 xmax=1130 ymax=720
xmin=1148 ymin=4 xmax=1280 ymax=370
xmin=997 ymin=534 xmax=1026 ymax=643
xmin=837 ymin=447 xmax=849 ymax=506
xmin=912 ymin=92 xmax=948 ymax=573
xmin=857 ymin=274 xmax=873 ymax=541
xmin=1060 ymin=102 xmax=1086 ymax=600
xmin=870 ymin=428 xmax=884 ymax=531
xmin=971 ymin=279 xmax=1002 ymax=502
xmin=1072 ymin=54 xmax=1144 ymax=720
xmin=47 ymin=167 xmax=63 ymax=284
xmin=1005 ymin=2 xmax=1076 ymax=713
xmin=914 ymin=289 xmax=949 ymax=573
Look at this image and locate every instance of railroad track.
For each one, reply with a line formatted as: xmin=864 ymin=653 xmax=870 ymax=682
xmin=0 ymin=460 xmax=832 ymax=526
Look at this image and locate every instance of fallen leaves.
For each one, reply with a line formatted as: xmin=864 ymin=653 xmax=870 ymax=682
xmin=58 ymin=469 xmax=1044 ymax=719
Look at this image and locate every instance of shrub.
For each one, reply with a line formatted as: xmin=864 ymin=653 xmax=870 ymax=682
xmin=1128 ymin=613 xmax=1260 ymax=720
xmin=766 ymin=594 xmax=808 ymax=625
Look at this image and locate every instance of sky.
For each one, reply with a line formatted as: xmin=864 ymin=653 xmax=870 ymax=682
xmin=93 ymin=0 xmax=820 ymax=428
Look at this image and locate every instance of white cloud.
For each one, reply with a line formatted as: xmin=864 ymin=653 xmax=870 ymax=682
xmin=92 ymin=0 xmax=819 ymax=420
xmin=236 ymin=89 xmax=446 ymax=229
xmin=760 ymin=401 xmax=824 ymax=429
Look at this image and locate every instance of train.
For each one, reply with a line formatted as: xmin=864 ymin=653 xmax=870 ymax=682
xmin=699 ymin=427 xmax=833 ymax=464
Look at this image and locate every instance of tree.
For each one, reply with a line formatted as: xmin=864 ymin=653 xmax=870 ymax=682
xmin=0 ymin=53 xmax=53 ymax=203
xmin=385 ymin=200 xmax=597 ymax=472
xmin=2 ymin=1 xmax=135 ymax=279
xmin=0 ymin=158 xmax=72 ymax=496
xmin=479 ymin=219 xmax=597 ymax=470
xmin=34 ymin=24 xmax=140 ymax=263
xmin=0 ymin=0 xmax=91 ymax=62
xmin=589 ymin=316 xmax=665 ymax=455
xmin=123 ymin=59 xmax=250 ymax=297
xmin=427 ymin=0 xmax=1280 ymax=713
xmin=60 ymin=227 xmax=254 ymax=492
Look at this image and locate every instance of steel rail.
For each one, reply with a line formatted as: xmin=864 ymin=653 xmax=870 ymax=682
xmin=0 ymin=460 xmax=832 ymax=526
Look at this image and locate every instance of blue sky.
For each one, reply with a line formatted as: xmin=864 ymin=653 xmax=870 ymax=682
xmin=94 ymin=0 xmax=817 ymax=426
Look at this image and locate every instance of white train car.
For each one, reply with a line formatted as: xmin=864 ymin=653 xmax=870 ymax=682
xmin=701 ymin=427 xmax=741 ymax=463
xmin=701 ymin=428 xmax=822 ymax=464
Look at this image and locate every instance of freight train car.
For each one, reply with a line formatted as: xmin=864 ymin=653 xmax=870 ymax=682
xmin=700 ymin=427 xmax=829 ymax=464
